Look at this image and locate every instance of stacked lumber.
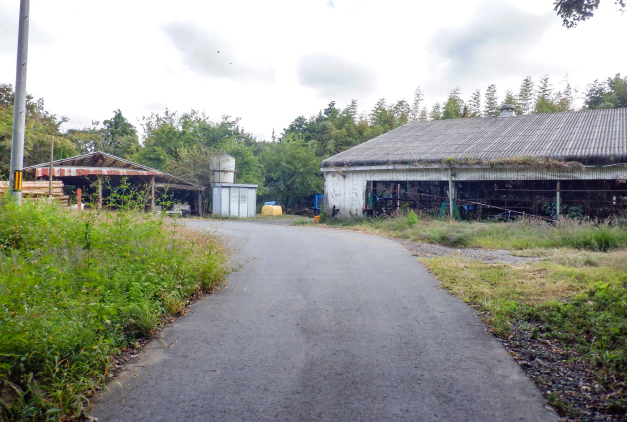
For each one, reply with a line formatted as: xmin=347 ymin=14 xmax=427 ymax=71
xmin=0 ymin=180 xmax=69 ymax=207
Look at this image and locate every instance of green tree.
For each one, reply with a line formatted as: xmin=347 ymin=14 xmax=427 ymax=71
xmin=468 ymin=89 xmax=481 ymax=118
xmin=585 ymin=74 xmax=627 ymax=109
xmin=534 ymin=75 xmax=558 ymax=114
xmin=410 ymin=86 xmax=424 ymax=121
xmin=553 ymin=79 xmax=575 ymax=112
xmin=429 ymin=102 xmax=443 ymax=120
xmin=0 ymin=84 xmax=76 ymax=176
xmin=442 ymin=87 xmax=464 ymax=119
xmin=503 ymin=89 xmax=519 ymax=114
xmin=261 ymin=135 xmax=323 ymax=210
xmin=483 ymin=84 xmax=499 ymax=117
xmin=555 ymin=0 xmax=625 ymax=28
xmin=101 ymin=110 xmax=139 ymax=158
xmin=518 ymin=76 xmax=535 ymax=115
xmin=391 ymin=99 xmax=411 ymax=127
xmin=418 ymin=107 xmax=429 ymax=121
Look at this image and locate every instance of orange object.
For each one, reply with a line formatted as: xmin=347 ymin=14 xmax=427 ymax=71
xmin=314 ymin=215 xmax=319 ymax=223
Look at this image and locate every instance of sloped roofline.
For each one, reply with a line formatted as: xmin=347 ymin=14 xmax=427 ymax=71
xmin=321 ymin=108 xmax=627 ymax=168
xmin=24 ymin=151 xmax=202 ymax=189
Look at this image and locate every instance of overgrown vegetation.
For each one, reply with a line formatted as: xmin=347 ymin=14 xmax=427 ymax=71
xmin=327 ymin=215 xmax=627 ymax=251
xmin=0 ymin=197 xmax=227 ymax=421
xmin=326 ymin=213 xmax=627 ymax=418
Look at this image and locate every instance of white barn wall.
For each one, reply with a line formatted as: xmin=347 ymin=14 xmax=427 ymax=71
xmin=322 ymin=164 xmax=627 ymax=219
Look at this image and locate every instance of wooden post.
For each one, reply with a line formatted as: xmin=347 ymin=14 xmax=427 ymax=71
xmin=556 ymin=181 xmax=561 ymax=219
xmin=77 ymin=188 xmax=82 ymax=210
xmin=150 ymin=176 xmax=155 ymax=213
xmin=448 ymin=169 xmax=454 ymax=218
xmin=197 ymin=191 xmax=203 ymax=217
xmin=97 ymin=177 xmax=102 ymax=209
xmin=49 ymin=136 xmax=54 ymax=196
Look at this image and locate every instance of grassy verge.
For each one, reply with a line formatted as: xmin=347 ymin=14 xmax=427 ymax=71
xmin=421 ymin=252 xmax=627 ymax=418
xmin=0 ymin=199 xmax=227 ymax=421
xmin=326 ymin=214 xmax=627 ymax=251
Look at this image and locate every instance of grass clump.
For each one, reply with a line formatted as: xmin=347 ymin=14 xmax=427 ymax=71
xmin=327 ymin=214 xmax=627 ymax=251
xmin=420 ymin=249 xmax=627 ymax=418
xmin=0 ymin=198 xmax=227 ymax=421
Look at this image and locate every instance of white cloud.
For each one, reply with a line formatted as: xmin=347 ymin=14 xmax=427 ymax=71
xmin=0 ymin=0 xmax=625 ymax=142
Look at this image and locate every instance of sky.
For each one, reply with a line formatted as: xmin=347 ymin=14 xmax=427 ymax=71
xmin=0 ymin=0 xmax=625 ymax=142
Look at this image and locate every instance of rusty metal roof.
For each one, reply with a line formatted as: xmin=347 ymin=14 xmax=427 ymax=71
xmin=25 ymin=151 xmax=157 ymax=171
xmin=321 ymin=108 xmax=627 ymax=168
xmin=24 ymin=151 xmax=202 ymax=189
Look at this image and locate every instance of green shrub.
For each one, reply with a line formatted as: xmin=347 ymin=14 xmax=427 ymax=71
xmin=0 ymin=199 xmax=226 ymax=421
xmin=406 ymin=209 xmax=419 ymax=226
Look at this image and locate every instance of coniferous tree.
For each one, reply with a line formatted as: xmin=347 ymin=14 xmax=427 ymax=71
xmin=518 ymin=76 xmax=535 ymax=115
xmin=410 ymin=86 xmax=424 ymax=121
xmin=534 ymin=75 xmax=556 ymax=114
xmin=503 ymin=89 xmax=519 ymax=114
xmin=442 ymin=87 xmax=464 ymax=119
xmin=418 ymin=107 xmax=429 ymax=121
xmin=429 ymin=102 xmax=443 ymax=120
xmin=468 ymin=89 xmax=481 ymax=117
xmin=391 ymin=100 xmax=411 ymax=127
xmin=483 ymin=84 xmax=499 ymax=117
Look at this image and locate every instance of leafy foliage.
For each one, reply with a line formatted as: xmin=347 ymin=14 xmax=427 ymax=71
xmin=0 ymin=84 xmax=76 ymax=176
xmin=261 ymin=135 xmax=323 ymax=209
xmin=554 ymin=0 xmax=626 ymax=28
xmin=0 ymin=196 xmax=226 ymax=421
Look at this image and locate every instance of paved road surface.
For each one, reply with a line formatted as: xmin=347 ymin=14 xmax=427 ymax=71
xmin=91 ymin=221 xmax=556 ymax=421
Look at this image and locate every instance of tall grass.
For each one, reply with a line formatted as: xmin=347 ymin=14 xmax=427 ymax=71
xmin=327 ymin=214 xmax=627 ymax=251
xmin=0 ymin=198 xmax=227 ymax=421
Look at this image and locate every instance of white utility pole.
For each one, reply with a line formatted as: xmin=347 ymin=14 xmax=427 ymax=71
xmin=9 ymin=0 xmax=30 ymax=204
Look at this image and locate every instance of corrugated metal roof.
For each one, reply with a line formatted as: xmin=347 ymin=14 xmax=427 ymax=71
xmin=25 ymin=151 xmax=156 ymax=171
xmin=24 ymin=151 xmax=202 ymax=189
xmin=321 ymin=108 xmax=627 ymax=168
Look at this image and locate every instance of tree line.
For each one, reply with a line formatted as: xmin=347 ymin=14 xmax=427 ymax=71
xmin=1 ymin=73 xmax=625 ymax=211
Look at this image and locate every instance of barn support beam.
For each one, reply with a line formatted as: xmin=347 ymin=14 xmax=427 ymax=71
xmin=556 ymin=181 xmax=561 ymax=218
xmin=97 ymin=176 xmax=102 ymax=209
xmin=151 ymin=176 xmax=155 ymax=213
xmin=197 ymin=191 xmax=203 ymax=217
xmin=448 ymin=169 xmax=455 ymax=218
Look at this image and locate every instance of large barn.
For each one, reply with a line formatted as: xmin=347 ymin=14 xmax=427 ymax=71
xmin=320 ymin=106 xmax=627 ymax=220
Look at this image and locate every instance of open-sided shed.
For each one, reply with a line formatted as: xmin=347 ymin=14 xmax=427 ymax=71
xmin=24 ymin=151 xmax=204 ymax=215
xmin=321 ymin=107 xmax=627 ymax=219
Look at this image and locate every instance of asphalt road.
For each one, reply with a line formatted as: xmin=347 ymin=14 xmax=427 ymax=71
xmin=90 ymin=221 xmax=556 ymax=422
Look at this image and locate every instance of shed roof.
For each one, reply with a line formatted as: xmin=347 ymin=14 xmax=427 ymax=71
xmin=321 ymin=108 xmax=627 ymax=168
xmin=24 ymin=151 xmax=202 ymax=190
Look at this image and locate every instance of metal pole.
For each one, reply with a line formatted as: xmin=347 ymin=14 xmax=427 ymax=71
xmin=49 ymin=136 xmax=54 ymax=196
xmin=97 ymin=177 xmax=102 ymax=209
xmin=150 ymin=176 xmax=155 ymax=213
xmin=556 ymin=181 xmax=561 ymax=219
xmin=448 ymin=169 xmax=454 ymax=218
xmin=9 ymin=0 xmax=30 ymax=204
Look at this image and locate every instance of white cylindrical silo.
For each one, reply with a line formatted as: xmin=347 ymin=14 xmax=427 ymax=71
xmin=209 ymin=154 xmax=236 ymax=184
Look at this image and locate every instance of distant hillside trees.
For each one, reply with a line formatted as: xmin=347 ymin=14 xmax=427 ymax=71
xmin=584 ymin=74 xmax=627 ymax=110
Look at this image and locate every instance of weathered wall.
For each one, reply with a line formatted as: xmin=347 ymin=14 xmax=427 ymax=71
xmin=322 ymin=164 xmax=627 ymax=218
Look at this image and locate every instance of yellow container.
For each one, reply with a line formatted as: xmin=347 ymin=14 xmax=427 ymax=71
xmin=261 ymin=205 xmax=283 ymax=216
xmin=261 ymin=205 xmax=275 ymax=216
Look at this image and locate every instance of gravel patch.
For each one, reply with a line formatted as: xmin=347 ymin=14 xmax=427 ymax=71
xmin=504 ymin=322 xmax=626 ymax=422
xmin=397 ymin=239 xmax=539 ymax=264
